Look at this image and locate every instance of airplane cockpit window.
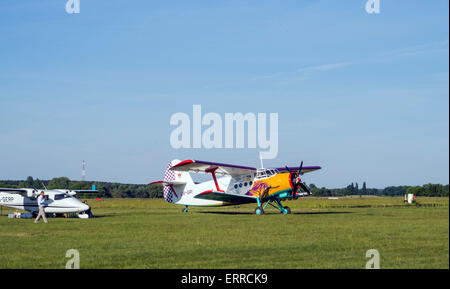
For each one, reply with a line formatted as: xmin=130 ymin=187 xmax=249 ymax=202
xmin=256 ymin=170 xmax=268 ymax=178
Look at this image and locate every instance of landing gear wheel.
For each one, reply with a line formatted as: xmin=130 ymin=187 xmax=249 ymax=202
xmin=182 ymin=207 xmax=189 ymax=213
xmin=281 ymin=206 xmax=291 ymax=215
xmin=254 ymin=207 xmax=265 ymax=215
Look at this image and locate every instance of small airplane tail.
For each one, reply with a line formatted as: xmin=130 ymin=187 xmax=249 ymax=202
xmin=162 ymin=159 xmax=194 ymax=203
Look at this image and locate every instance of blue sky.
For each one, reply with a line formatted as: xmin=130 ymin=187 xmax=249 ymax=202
xmin=0 ymin=0 xmax=448 ymax=188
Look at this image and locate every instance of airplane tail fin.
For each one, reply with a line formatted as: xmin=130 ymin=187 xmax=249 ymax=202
xmin=162 ymin=159 xmax=194 ymax=203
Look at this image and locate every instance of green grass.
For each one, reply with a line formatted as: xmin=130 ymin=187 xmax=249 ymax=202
xmin=0 ymin=197 xmax=448 ymax=269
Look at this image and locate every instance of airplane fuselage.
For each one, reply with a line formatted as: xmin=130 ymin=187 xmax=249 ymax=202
xmin=0 ymin=191 xmax=90 ymax=214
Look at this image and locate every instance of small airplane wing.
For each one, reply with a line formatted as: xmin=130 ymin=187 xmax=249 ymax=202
xmin=276 ymin=166 xmax=322 ymax=174
xmin=149 ymin=181 xmax=187 ymax=187
xmin=55 ymin=189 xmax=99 ymax=196
xmin=0 ymin=188 xmax=28 ymax=193
xmin=195 ymin=190 xmax=257 ymax=204
xmin=170 ymin=160 xmax=256 ymax=176
xmin=72 ymin=190 xmax=99 ymax=193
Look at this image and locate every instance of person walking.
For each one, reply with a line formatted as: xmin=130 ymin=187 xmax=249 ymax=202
xmin=34 ymin=191 xmax=48 ymax=224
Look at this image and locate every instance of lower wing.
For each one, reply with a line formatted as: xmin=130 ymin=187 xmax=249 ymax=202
xmin=195 ymin=191 xmax=257 ymax=204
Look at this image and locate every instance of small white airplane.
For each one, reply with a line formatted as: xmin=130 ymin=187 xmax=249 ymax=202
xmin=150 ymin=159 xmax=321 ymax=214
xmin=0 ymin=188 xmax=96 ymax=218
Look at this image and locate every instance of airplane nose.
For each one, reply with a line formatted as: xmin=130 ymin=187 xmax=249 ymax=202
xmin=80 ymin=203 xmax=90 ymax=212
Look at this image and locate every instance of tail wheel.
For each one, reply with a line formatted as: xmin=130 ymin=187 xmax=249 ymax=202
xmin=182 ymin=207 xmax=188 ymax=213
xmin=254 ymin=207 xmax=265 ymax=215
xmin=281 ymin=206 xmax=291 ymax=215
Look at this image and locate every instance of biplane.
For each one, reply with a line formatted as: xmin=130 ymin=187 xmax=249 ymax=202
xmin=150 ymin=159 xmax=321 ymax=214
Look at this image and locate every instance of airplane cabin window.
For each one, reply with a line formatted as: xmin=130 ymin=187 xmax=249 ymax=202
xmin=54 ymin=194 xmax=71 ymax=200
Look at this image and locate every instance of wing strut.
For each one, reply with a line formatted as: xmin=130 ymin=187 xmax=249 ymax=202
xmin=205 ymin=167 xmax=224 ymax=192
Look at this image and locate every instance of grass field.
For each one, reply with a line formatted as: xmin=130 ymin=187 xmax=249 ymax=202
xmin=0 ymin=197 xmax=448 ymax=269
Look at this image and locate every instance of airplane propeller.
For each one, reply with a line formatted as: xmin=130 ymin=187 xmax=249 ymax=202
xmin=286 ymin=161 xmax=311 ymax=199
xmin=299 ymin=182 xmax=311 ymax=195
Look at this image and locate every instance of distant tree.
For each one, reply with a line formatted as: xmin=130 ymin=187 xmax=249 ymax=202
xmin=382 ymin=186 xmax=409 ymax=196
xmin=148 ymin=186 xmax=163 ymax=198
xmin=69 ymin=182 xmax=91 ymax=190
xmin=423 ymin=183 xmax=446 ymax=197
xmin=346 ymin=183 xmax=355 ymax=195
xmin=24 ymin=176 xmax=34 ymax=188
xmin=362 ymin=182 xmax=367 ymax=195
xmin=406 ymin=186 xmax=423 ymax=196
xmin=136 ymin=187 xmax=149 ymax=198
xmin=110 ymin=188 xmax=121 ymax=198
xmin=48 ymin=177 xmax=70 ymax=189
xmin=0 ymin=182 xmax=15 ymax=188
xmin=33 ymin=178 xmax=46 ymax=190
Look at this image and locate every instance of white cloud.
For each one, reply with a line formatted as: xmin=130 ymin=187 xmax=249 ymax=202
xmin=297 ymin=61 xmax=354 ymax=73
xmin=377 ymin=40 xmax=449 ymax=61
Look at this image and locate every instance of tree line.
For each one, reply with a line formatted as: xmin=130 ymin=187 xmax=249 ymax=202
xmin=0 ymin=177 xmax=448 ymax=198
xmin=309 ymin=182 xmax=449 ymax=197
xmin=0 ymin=176 xmax=162 ymax=198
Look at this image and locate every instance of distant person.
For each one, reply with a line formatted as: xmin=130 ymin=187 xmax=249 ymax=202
xmin=34 ymin=191 xmax=48 ymax=224
xmin=83 ymin=200 xmax=94 ymax=218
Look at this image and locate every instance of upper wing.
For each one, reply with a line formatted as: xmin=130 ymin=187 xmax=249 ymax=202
xmin=195 ymin=190 xmax=257 ymax=204
xmin=276 ymin=166 xmax=322 ymax=174
xmin=170 ymin=160 xmax=256 ymax=176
